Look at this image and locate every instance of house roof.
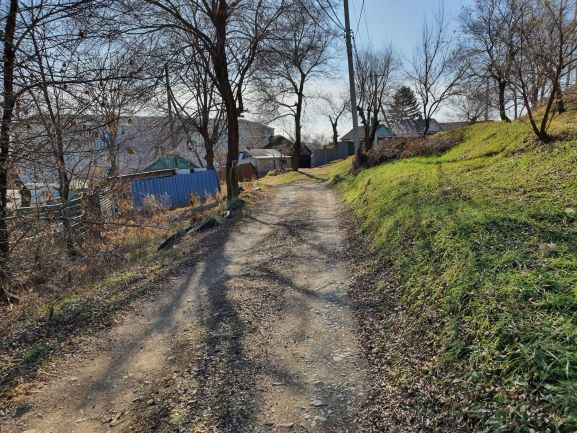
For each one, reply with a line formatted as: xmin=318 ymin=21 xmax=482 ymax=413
xmin=245 ymin=148 xmax=288 ymax=159
xmin=264 ymin=135 xmax=294 ymax=154
xmin=392 ymin=118 xmax=442 ymax=136
xmin=267 ymin=134 xmax=293 ymax=147
xmin=439 ymin=121 xmax=470 ymax=131
xmin=341 ymin=124 xmax=393 ymax=142
xmin=143 ymin=154 xmax=198 ymax=171
xmin=264 ymin=135 xmax=312 ymax=156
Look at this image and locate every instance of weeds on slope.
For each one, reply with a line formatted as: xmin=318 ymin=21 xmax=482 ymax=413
xmin=332 ymin=119 xmax=577 ymax=432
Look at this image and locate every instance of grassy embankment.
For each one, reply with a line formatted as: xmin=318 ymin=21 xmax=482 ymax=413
xmin=262 ymin=107 xmax=577 ymax=431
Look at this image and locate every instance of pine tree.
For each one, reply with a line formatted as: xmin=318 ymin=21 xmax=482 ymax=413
xmin=387 ymin=86 xmax=421 ymax=126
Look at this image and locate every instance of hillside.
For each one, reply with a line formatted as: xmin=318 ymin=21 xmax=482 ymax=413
xmin=264 ymin=107 xmax=577 ymax=431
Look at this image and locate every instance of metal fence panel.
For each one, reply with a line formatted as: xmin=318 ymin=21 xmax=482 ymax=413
xmin=131 ymin=171 xmax=220 ymax=209
xmin=311 ymin=142 xmax=354 ymax=167
xmin=6 ymin=196 xmax=86 ymax=243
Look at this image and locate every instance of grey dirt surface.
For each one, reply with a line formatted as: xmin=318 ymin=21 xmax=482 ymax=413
xmin=2 ymin=182 xmax=370 ymax=433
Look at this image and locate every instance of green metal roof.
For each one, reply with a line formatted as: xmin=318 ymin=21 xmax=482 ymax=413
xmin=143 ymin=154 xmax=198 ymax=172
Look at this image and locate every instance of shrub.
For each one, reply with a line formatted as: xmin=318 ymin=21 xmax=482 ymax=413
xmin=189 ymin=193 xmax=201 ymax=207
xmin=142 ymin=194 xmax=169 ymax=216
xmin=367 ymin=131 xmax=464 ymax=167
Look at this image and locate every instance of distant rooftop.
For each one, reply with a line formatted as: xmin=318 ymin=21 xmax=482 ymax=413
xmin=341 ymin=124 xmax=393 ymax=142
xmin=392 ymin=118 xmax=442 ymax=136
xmin=143 ymin=154 xmax=198 ymax=171
xmin=245 ymin=148 xmax=288 ymax=158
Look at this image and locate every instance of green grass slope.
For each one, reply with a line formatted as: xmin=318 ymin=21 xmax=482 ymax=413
xmin=328 ymin=116 xmax=577 ymax=431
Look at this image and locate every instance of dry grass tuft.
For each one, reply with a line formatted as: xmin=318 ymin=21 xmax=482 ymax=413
xmin=366 ymin=131 xmax=465 ymax=167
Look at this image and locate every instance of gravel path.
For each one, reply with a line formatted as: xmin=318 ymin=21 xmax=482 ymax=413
xmin=2 ymin=182 xmax=369 ymax=433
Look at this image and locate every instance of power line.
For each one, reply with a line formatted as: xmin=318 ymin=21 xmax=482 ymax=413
xmin=314 ymin=0 xmax=345 ymax=31
xmin=361 ymin=0 xmax=370 ymax=43
xmin=354 ymin=0 xmax=370 ymax=47
xmin=355 ymin=0 xmax=365 ymax=35
xmin=295 ymin=0 xmax=343 ymax=34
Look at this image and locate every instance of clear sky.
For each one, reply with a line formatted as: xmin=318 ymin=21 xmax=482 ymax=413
xmin=271 ymin=0 xmax=475 ymax=140
xmin=349 ymin=0 xmax=472 ymax=56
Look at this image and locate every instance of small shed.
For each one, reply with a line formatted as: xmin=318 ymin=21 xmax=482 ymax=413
xmin=242 ymin=149 xmax=291 ymax=177
xmin=264 ymin=135 xmax=312 ymax=168
xmin=218 ymin=162 xmax=258 ymax=183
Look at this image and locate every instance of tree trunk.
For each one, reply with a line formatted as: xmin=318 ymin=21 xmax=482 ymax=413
xmin=106 ymin=130 xmax=119 ymax=177
xmin=292 ymin=119 xmax=301 ymax=171
xmin=292 ymin=96 xmax=303 ymax=171
xmin=556 ymin=81 xmax=566 ymax=114
xmin=535 ymin=65 xmax=565 ymax=142
xmin=292 ymin=80 xmax=305 ymax=171
xmin=423 ymin=115 xmax=431 ymax=135
xmin=213 ymin=2 xmax=239 ymax=200
xmin=498 ymin=79 xmax=511 ymax=122
xmin=56 ymin=134 xmax=79 ymax=259
xmin=484 ymin=79 xmax=490 ymax=121
xmin=204 ymin=138 xmax=215 ymax=170
xmin=363 ymin=124 xmax=370 ymax=150
xmin=224 ymin=106 xmax=240 ymax=199
xmin=10 ymin=172 xmax=32 ymax=207
xmin=518 ymin=71 xmax=550 ymax=142
xmin=0 ymin=0 xmax=18 ymax=303
xmin=330 ymin=120 xmax=338 ymax=147
xmin=366 ymin=110 xmax=379 ymax=152
xmin=165 ymin=65 xmax=178 ymax=150
xmin=513 ymin=88 xmax=518 ymax=119
xmin=356 ymin=106 xmax=368 ymax=152
xmin=19 ymin=184 xmax=32 ymax=208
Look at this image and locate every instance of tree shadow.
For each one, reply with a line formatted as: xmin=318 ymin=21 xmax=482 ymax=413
xmin=297 ymin=170 xmax=326 ymax=182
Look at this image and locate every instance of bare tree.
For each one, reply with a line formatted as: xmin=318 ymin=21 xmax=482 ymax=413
xmin=256 ymin=0 xmax=337 ymax=170
xmin=321 ymin=92 xmax=349 ymax=147
xmin=461 ymin=0 xmax=515 ymax=122
xmin=165 ymin=50 xmax=226 ymax=170
xmin=0 ymin=0 xmax=19 ymax=303
xmin=85 ymin=43 xmax=155 ymax=177
xmin=1 ymin=0 xmax=100 ymax=299
xmin=138 ymin=0 xmax=287 ymax=199
xmin=408 ymin=6 xmax=467 ymax=135
xmin=450 ymin=77 xmax=492 ymax=123
xmin=509 ymin=0 xmax=577 ymax=141
xmin=25 ymin=20 xmax=92 ymax=258
xmin=355 ymin=44 xmax=397 ymax=151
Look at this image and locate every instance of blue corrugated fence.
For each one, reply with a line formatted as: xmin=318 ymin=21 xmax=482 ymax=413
xmin=132 ymin=171 xmax=219 ymax=209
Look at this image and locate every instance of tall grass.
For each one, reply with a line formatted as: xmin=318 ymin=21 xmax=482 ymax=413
xmin=331 ymin=118 xmax=577 ymax=431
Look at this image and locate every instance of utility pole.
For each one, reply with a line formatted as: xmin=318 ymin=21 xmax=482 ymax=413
xmin=343 ymin=0 xmax=361 ymax=167
xmin=567 ymin=2 xmax=577 ymax=88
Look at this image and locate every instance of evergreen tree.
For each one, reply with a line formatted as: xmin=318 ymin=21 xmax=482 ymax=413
xmin=387 ymin=86 xmax=421 ymax=126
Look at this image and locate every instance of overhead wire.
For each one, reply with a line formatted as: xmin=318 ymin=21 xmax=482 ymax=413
xmin=314 ymin=0 xmax=345 ymax=31
xmin=355 ymin=0 xmax=365 ymax=35
xmin=352 ymin=0 xmax=371 ymax=64
xmin=295 ymin=0 xmax=344 ymax=34
xmin=361 ymin=0 xmax=370 ymax=45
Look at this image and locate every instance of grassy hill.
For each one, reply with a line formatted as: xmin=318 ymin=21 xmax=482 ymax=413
xmin=264 ymin=107 xmax=577 ymax=431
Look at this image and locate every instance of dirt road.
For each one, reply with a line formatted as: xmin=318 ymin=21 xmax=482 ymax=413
xmin=2 ymin=182 xmax=369 ymax=432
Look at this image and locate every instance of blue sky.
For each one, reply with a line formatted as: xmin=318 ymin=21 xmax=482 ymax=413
xmin=349 ymin=0 xmax=472 ymax=57
xmin=271 ymin=0 xmax=475 ymax=140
